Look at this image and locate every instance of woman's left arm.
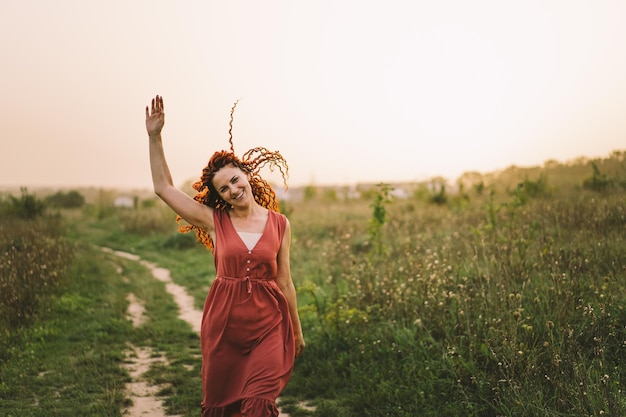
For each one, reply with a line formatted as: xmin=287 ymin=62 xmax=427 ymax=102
xmin=276 ymin=218 xmax=305 ymax=358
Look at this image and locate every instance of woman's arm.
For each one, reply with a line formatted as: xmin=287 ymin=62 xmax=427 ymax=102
xmin=145 ymin=96 xmax=213 ymax=231
xmin=276 ymin=218 xmax=305 ymax=358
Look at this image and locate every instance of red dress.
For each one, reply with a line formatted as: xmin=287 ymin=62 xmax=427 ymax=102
xmin=201 ymin=209 xmax=295 ymax=417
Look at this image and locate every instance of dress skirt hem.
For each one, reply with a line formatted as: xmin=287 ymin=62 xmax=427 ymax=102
xmin=201 ymin=397 xmax=279 ymax=417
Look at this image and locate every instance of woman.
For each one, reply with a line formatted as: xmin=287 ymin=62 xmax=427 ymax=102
xmin=145 ymin=95 xmax=305 ymax=417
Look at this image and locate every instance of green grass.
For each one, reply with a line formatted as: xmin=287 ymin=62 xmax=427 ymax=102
xmin=287 ymin=190 xmax=625 ymax=416
xmin=2 ymin=153 xmax=625 ymax=416
xmin=0 ymin=243 xmax=131 ymax=416
xmin=1 ymin=234 xmax=202 ymax=416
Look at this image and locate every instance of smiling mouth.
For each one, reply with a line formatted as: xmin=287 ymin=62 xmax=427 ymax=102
xmin=233 ymin=190 xmax=244 ymax=200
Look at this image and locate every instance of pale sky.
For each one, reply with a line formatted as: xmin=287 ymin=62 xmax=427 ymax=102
xmin=1 ymin=0 xmax=625 ymax=190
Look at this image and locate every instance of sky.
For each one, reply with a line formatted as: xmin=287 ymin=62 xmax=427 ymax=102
xmin=1 ymin=0 xmax=625 ymax=190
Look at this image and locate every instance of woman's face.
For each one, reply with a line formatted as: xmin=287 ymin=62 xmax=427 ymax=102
xmin=212 ymin=164 xmax=252 ymax=207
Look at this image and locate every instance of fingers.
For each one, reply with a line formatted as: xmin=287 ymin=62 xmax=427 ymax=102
xmin=154 ymin=95 xmax=163 ymax=113
xmin=147 ymin=95 xmax=164 ymax=116
xmin=295 ymin=342 xmax=305 ymax=358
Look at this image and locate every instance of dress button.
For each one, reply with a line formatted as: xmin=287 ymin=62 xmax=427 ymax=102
xmin=248 ymin=250 xmax=252 ymax=254
xmin=247 ymin=260 xmax=251 ymax=264
xmin=246 ymin=267 xmax=250 ymax=271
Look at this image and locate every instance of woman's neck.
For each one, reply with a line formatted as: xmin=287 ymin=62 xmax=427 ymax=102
xmin=230 ymin=202 xmax=263 ymax=221
xmin=229 ymin=203 xmax=268 ymax=234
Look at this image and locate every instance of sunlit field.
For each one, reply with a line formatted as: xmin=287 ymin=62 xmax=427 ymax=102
xmin=1 ymin=151 xmax=624 ymax=416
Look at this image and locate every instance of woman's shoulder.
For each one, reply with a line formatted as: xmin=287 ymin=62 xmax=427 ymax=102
xmin=212 ymin=207 xmax=229 ymax=224
xmin=268 ymin=210 xmax=289 ymax=237
xmin=268 ymin=209 xmax=287 ymax=222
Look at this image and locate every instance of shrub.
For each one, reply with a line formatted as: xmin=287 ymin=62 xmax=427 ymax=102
xmin=45 ymin=190 xmax=86 ymax=208
xmin=583 ymin=162 xmax=614 ymax=191
xmin=162 ymin=231 xmax=198 ymax=250
xmin=430 ymin=184 xmax=448 ymax=205
xmin=0 ymin=188 xmax=45 ymax=219
xmin=0 ymin=217 xmax=73 ymax=330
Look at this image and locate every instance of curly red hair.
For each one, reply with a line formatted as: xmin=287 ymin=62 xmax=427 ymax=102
xmin=177 ymin=101 xmax=288 ymax=250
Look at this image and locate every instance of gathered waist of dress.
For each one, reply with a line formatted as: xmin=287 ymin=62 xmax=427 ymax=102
xmin=216 ymin=275 xmax=276 ymax=282
xmin=215 ymin=275 xmax=276 ymax=293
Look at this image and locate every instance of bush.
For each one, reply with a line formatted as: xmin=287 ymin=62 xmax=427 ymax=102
xmin=430 ymin=184 xmax=448 ymax=205
xmin=0 ymin=188 xmax=45 ymax=219
xmin=162 ymin=231 xmax=198 ymax=250
xmin=583 ymin=162 xmax=614 ymax=192
xmin=45 ymin=190 xmax=85 ymax=208
xmin=0 ymin=217 xmax=73 ymax=330
xmin=0 ymin=189 xmax=74 ymax=330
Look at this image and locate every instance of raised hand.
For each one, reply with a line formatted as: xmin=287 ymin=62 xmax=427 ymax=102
xmin=145 ymin=95 xmax=165 ymax=137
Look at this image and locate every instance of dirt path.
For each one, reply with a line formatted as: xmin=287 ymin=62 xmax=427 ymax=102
xmin=122 ymin=342 xmax=176 ymax=417
xmin=104 ymin=248 xmax=292 ymax=417
xmin=103 ymin=248 xmax=180 ymax=417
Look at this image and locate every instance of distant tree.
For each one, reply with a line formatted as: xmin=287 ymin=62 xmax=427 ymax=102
xmin=45 ymin=190 xmax=85 ymax=208
xmin=458 ymin=171 xmax=484 ymax=190
xmin=522 ymin=173 xmax=550 ymax=198
xmin=583 ymin=162 xmax=613 ymax=192
xmin=430 ymin=184 xmax=448 ymax=205
xmin=511 ymin=174 xmax=550 ymax=206
xmin=303 ymin=185 xmax=317 ymax=201
xmin=474 ymin=181 xmax=485 ymax=195
xmin=543 ymin=159 xmax=560 ymax=169
xmin=428 ymin=177 xmax=448 ymax=205
xmin=609 ymin=150 xmax=625 ymax=162
xmin=410 ymin=185 xmax=423 ymax=201
xmin=323 ymin=188 xmax=338 ymax=202
xmin=141 ymin=198 xmax=158 ymax=208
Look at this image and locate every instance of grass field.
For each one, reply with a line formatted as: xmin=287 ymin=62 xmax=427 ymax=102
xmin=1 ymin=152 xmax=625 ymax=416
